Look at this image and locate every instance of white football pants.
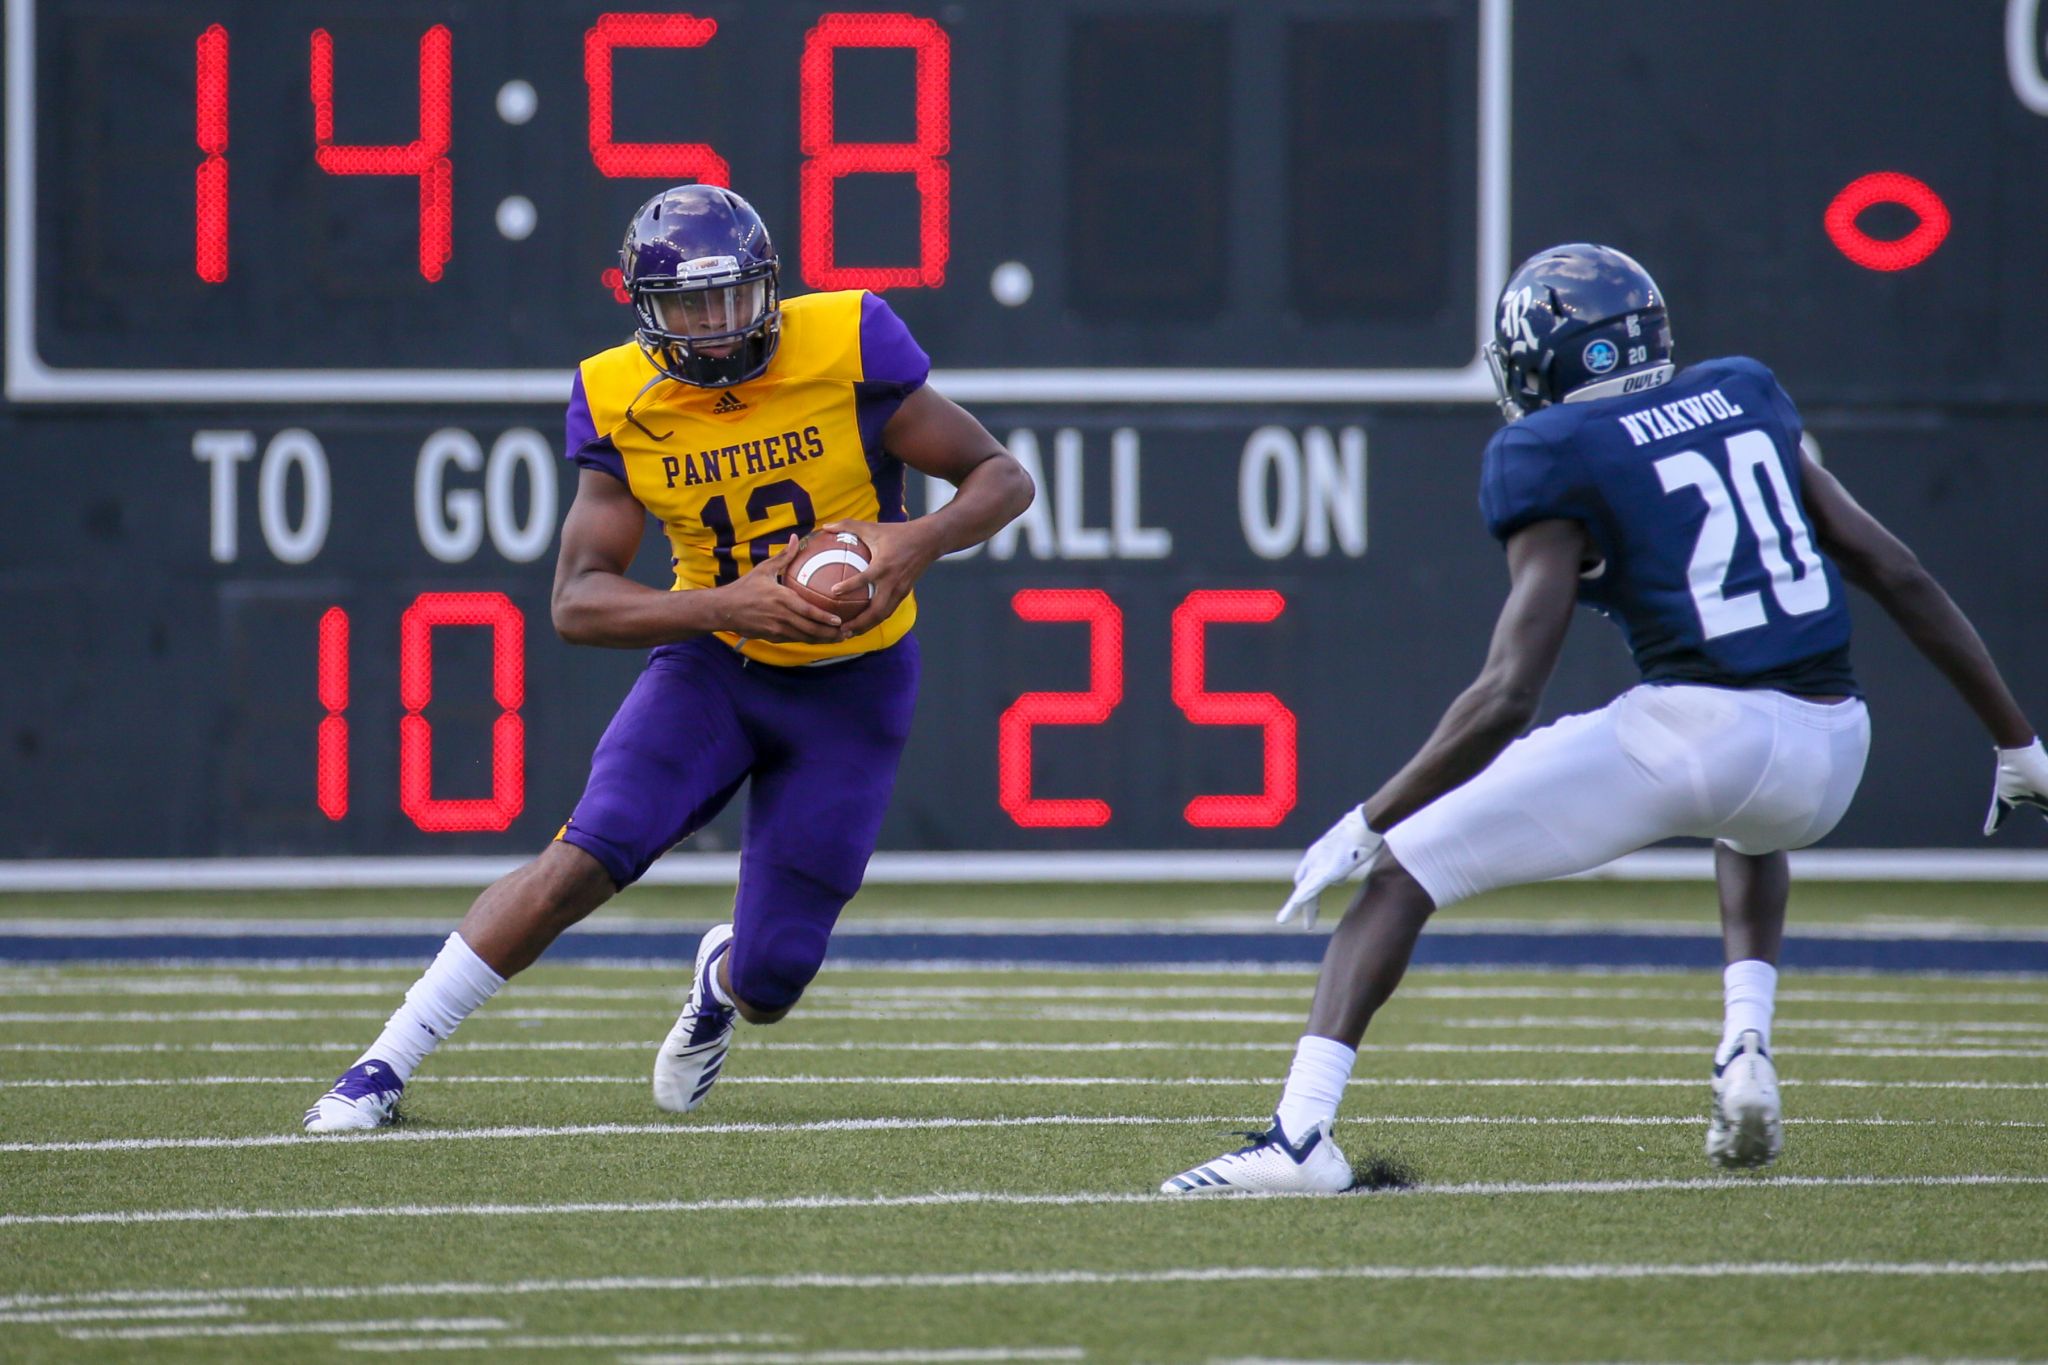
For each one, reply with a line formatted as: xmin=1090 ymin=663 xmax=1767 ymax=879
xmin=1384 ymin=685 xmax=1872 ymax=909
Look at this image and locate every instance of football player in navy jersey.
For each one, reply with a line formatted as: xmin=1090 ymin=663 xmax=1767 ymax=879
xmin=1163 ymin=243 xmax=2048 ymax=1194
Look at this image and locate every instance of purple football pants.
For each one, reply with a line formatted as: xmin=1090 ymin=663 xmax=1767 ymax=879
xmin=559 ymin=634 xmax=920 ymax=1010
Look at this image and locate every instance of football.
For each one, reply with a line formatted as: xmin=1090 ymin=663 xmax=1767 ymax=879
xmin=780 ymin=530 xmax=875 ymax=617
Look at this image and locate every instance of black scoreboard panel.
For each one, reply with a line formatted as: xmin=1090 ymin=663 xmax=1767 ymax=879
xmin=1512 ymin=2 xmax=2048 ymax=407
xmin=24 ymin=0 xmax=1483 ymax=378
xmin=6 ymin=0 xmax=2048 ymax=858
xmin=13 ymin=1 xmax=2048 ymax=396
xmin=2 ymin=406 xmax=2045 ymax=857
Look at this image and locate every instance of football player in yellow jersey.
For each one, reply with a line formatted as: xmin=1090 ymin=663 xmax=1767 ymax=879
xmin=305 ymin=185 xmax=1031 ymax=1132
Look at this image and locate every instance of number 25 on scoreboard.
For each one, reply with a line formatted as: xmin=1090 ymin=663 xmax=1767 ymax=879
xmin=1000 ymin=589 xmax=1299 ymax=830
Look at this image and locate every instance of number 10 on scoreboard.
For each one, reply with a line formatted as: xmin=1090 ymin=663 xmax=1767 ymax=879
xmin=317 ymin=594 xmax=527 ymax=833
xmin=313 ymin=589 xmax=1297 ymax=836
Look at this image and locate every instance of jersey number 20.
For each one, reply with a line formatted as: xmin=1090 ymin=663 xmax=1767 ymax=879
xmin=1654 ymin=431 xmax=1830 ymax=640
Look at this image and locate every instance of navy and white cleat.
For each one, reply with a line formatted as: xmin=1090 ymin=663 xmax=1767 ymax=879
xmin=654 ymin=923 xmax=738 ymax=1113
xmin=1161 ymin=1118 xmax=1355 ymax=1194
xmin=303 ymin=1059 xmax=404 ymax=1133
xmin=1707 ymin=1029 xmax=1783 ymax=1169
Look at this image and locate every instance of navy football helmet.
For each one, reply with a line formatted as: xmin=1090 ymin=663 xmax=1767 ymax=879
xmin=621 ymin=185 xmax=780 ymax=388
xmin=1484 ymin=244 xmax=1674 ymax=421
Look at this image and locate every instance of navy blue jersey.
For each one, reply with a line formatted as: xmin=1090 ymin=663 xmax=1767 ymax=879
xmin=1479 ymin=356 xmax=1857 ymax=695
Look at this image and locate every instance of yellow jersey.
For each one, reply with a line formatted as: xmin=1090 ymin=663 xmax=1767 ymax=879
xmin=565 ymin=290 xmax=928 ymax=666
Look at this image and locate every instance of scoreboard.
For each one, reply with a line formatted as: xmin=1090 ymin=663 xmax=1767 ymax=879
xmin=5 ymin=0 xmax=2048 ymax=860
xmin=7 ymin=0 xmax=1500 ymax=398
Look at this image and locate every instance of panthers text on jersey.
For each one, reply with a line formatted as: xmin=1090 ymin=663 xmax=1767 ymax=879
xmin=564 ymin=289 xmax=928 ymax=666
xmin=1480 ymin=356 xmax=1858 ymax=696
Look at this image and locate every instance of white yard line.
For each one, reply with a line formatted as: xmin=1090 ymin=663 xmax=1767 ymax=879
xmin=339 ymin=1333 xmax=794 ymax=1354
xmin=0 ymin=980 xmax=649 ymax=1000
xmin=2 ymin=1112 xmax=2040 ymax=1158
xmin=7 ymin=1174 xmax=2047 ymax=1231
xmin=618 ymin=1353 xmax=1084 ymax=1365
xmin=9 ymin=1260 xmax=2048 ymax=1315
xmin=11 ymin=958 xmax=2048 ymax=982
xmin=1211 ymin=1361 xmax=2048 ymax=1365
xmin=6 ymin=1006 xmax=2045 ymax=1032
xmin=0 ymin=1008 xmax=641 ymax=1024
xmin=0 ymin=1304 xmax=242 ymax=1324
xmin=7 ymin=1073 xmax=2048 ymax=1093
xmin=342 ymin=1342 xmax=486 ymax=1355
xmin=9 ymin=978 xmax=2046 ymax=1006
xmin=7 ymin=1039 xmax=2048 ymax=1061
xmin=14 ymin=1073 xmax=1164 ymax=1089
xmin=412 ymin=1350 xmax=1075 ymax=1364
xmin=1434 ymin=1015 xmax=2048 ymax=1035
xmin=64 ymin=1316 xmax=507 ymax=1342
xmin=0 ymin=1114 xmax=1242 ymax=1155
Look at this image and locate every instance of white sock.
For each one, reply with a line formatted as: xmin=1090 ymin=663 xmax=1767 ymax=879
xmin=1273 ymin=1034 xmax=1358 ymax=1145
xmin=1718 ymin=959 xmax=1778 ymax=1064
xmin=356 ymin=932 xmax=505 ymax=1083
xmin=704 ymin=946 xmax=734 ymax=1009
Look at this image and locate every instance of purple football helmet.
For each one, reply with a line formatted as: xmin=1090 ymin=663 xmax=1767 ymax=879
xmin=620 ymin=185 xmax=781 ymax=388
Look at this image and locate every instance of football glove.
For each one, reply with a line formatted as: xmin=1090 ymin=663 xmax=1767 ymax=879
xmin=1984 ymin=738 xmax=2048 ymax=836
xmin=1276 ymin=804 xmax=1384 ymax=930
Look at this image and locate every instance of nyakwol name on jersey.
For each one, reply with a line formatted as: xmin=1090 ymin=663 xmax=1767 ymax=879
xmin=1616 ymin=389 xmax=1748 ymax=448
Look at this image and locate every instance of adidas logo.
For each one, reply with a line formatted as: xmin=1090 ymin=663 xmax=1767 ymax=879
xmin=711 ymin=391 xmax=747 ymax=414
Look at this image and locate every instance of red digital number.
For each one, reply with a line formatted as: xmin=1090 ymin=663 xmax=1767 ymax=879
xmin=585 ymin=14 xmax=730 ymax=184
xmin=1000 ymin=589 xmax=1298 ymax=830
xmin=398 ymin=593 xmax=527 ymax=833
xmin=316 ymin=597 xmax=527 ymax=830
xmin=316 ymin=606 xmax=349 ymax=821
xmin=1171 ymin=590 xmax=1299 ymax=828
xmin=1823 ymin=172 xmax=1950 ymax=273
xmin=194 ymin=24 xmax=229 ymax=284
xmin=201 ymin=16 xmax=958 ymax=294
xmin=309 ymin=25 xmax=453 ymax=282
xmin=798 ymin=12 xmax=951 ymax=290
xmin=999 ymin=589 xmax=1124 ymax=828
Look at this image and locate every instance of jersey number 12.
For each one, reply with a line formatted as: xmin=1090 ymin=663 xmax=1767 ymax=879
xmin=1654 ymin=430 xmax=1830 ymax=640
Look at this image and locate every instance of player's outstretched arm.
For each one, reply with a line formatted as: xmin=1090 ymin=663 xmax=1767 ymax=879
xmin=1799 ymin=455 xmax=2048 ymax=831
xmin=1800 ymin=456 xmax=2034 ymax=745
xmin=550 ymin=468 xmax=844 ymax=648
xmin=827 ymin=385 xmax=1033 ymax=636
xmin=1277 ymin=518 xmax=1584 ymax=926
xmin=1362 ymin=518 xmax=1587 ymax=832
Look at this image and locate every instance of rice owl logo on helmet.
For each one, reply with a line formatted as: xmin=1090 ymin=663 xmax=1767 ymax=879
xmin=1483 ymin=243 xmax=1675 ymax=421
xmin=1499 ymin=286 xmax=1541 ymax=356
xmin=620 ymin=185 xmax=782 ymax=388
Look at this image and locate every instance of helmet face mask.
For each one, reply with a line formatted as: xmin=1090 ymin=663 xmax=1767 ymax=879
xmin=621 ymin=187 xmax=781 ymax=388
xmin=1486 ymin=244 xmax=1674 ymax=422
xmin=1485 ymin=331 xmax=1547 ymax=423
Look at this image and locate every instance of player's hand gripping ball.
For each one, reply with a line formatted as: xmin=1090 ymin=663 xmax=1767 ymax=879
xmin=780 ymin=531 xmax=876 ymax=617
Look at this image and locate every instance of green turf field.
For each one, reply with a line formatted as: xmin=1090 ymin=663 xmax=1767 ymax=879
xmin=3 ymin=887 xmax=2047 ymax=1362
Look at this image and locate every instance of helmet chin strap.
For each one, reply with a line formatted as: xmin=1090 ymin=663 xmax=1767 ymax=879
xmin=623 ymin=369 xmax=676 ymax=442
xmin=1561 ymin=362 xmax=1676 ymax=405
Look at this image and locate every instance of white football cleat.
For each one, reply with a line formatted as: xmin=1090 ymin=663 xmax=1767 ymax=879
xmin=654 ymin=924 xmax=737 ymax=1114
xmin=1160 ymin=1118 xmax=1355 ymax=1195
xmin=1707 ymin=1029 xmax=1782 ymax=1169
xmin=303 ymin=1059 xmax=403 ymax=1133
